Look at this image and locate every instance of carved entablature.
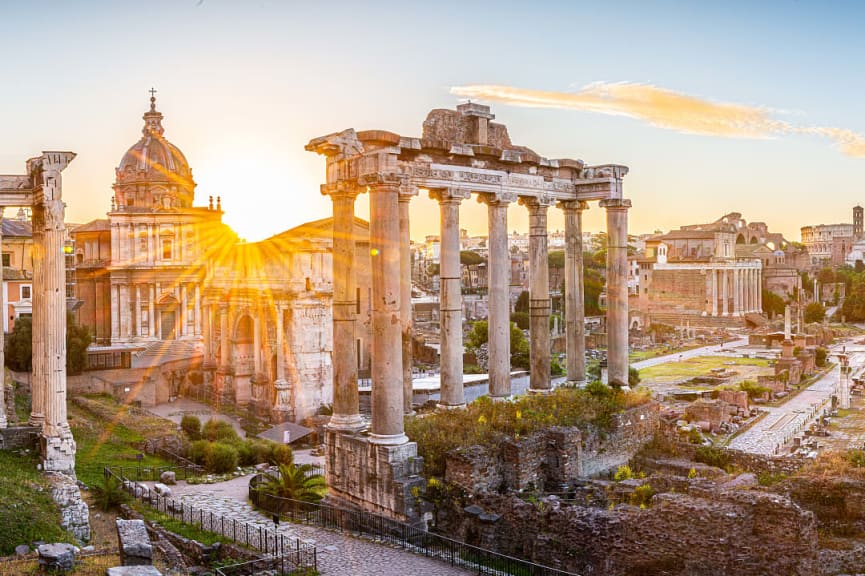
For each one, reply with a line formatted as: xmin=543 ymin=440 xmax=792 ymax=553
xmin=0 ymin=175 xmax=32 ymax=191
xmin=305 ymin=129 xmax=364 ymax=159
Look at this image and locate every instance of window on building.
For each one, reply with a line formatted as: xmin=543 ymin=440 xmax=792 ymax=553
xmin=1 ymin=254 xmax=9 ymax=267
xmin=162 ymin=239 xmax=173 ymax=260
xmin=140 ymin=236 xmax=147 ymax=255
xmin=66 ymin=285 xmax=75 ymax=298
xmin=20 ymin=285 xmax=31 ymax=299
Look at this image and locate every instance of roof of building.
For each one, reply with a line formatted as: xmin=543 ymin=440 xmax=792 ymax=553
xmin=72 ymin=219 xmax=110 ymax=234
xmin=263 ymin=216 xmax=370 ymax=244
xmin=2 ymin=219 xmax=32 ymax=237
xmin=655 ymin=229 xmax=718 ymax=241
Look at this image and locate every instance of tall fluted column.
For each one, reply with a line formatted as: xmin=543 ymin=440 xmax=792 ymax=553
xmin=431 ymin=187 xmax=470 ymax=408
xmin=559 ymin=200 xmax=588 ymax=386
xmin=733 ymin=269 xmax=740 ymax=316
xmin=194 ymin=284 xmax=201 ymax=336
xmin=601 ymin=198 xmax=631 ymax=388
xmin=711 ymin=269 xmax=718 ymax=316
xmin=481 ymin=192 xmax=515 ymax=399
xmin=38 ymin=152 xmax=77 ymax=473
xmin=148 ymin=285 xmax=155 ymax=338
xmin=399 ymin=191 xmax=416 ymax=414
xmin=324 ymin=184 xmax=364 ymax=431
xmin=0 ymin=210 xmax=6 ymax=429
xmin=363 ymin=174 xmax=407 ymax=444
xmin=272 ymin=303 xmax=292 ymax=421
xmin=521 ymin=196 xmax=554 ymax=392
xmin=721 ymin=269 xmax=729 ymax=316
xmin=757 ymin=269 xmax=762 ymax=312
xmin=29 ymin=202 xmax=45 ymax=427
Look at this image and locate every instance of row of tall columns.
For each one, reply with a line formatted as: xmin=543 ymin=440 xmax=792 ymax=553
xmin=602 ymin=199 xmax=631 ymax=388
xmin=560 ymin=200 xmax=588 ymax=386
xmin=432 ymin=188 xmax=470 ymax=408
xmin=708 ymin=267 xmax=763 ymax=317
xmin=483 ymin=193 xmax=515 ymax=399
xmin=522 ymin=196 xmax=553 ymax=392
xmin=110 ymin=222 xmax=192 ymax=266
xmin=110 ymin=281 xmax=202 ymax=340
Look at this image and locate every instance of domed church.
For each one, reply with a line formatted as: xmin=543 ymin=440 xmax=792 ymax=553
xmin=72 ymin=94 xmax=373 ymax=423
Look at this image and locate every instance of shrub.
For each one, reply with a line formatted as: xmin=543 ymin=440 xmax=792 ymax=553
xmin=271 ymin=443 xmax=294 ymax=466
xmin=249 ymin=440 xmax=275 ymax=465
xmin=189 ymin=440 xmax=210 ymax=465
xmin=236 ymin=441 xmax=254 ymax=466
xmin=688 ymin=427 xmax=704 ymax=444
xmin=630 ymin=484 xmax=654 ymax=507
xmin=202 ymin=419 xmax=240 ymax=443
xmin=816 ymin=347 xmax=829 ymax=367
xmin=739 ymin=380 xmax=771 ymax=400
xmin=628 ymin=366 xmax=641 ymax=387
xmin=804 ymin=302 xmax=825 ymax=323
xmin=614 ymin=465 xmax=634 ymax=482
xmin=181 ymin=415 xmax=201 ymax=440
xmin=695 ymin=446 xmax=731 ymax=470
xmin=510 ymin=311 xmax=530 ymax=330
xmin=91 ymin=474 xmax=129 ymax=511
xmin=205 ymin=443 xmax=239 ymax=473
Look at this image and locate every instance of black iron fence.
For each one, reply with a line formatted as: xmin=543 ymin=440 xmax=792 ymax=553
xmin=104 ymin=466 xmax=317 ymax=574
xmin=249 ymin=474 xmax=577 ymax=576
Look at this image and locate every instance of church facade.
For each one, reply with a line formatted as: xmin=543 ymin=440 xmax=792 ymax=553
xmin=72 ymin=95 xmax=372 ymax=422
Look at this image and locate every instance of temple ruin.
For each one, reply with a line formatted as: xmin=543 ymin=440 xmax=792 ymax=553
xmin=307 ymin=103 xmax=631 ymax=519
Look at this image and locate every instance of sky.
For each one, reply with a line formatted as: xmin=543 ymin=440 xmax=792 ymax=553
xmin=1 ymin=0 xmax=864 ymax=243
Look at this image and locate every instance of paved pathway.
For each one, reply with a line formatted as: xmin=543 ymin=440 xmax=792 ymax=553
xmin=150 ymin=475 xmax=472 ymax=576
xmin=728 ymin=343 xmax=865 ymax=455
xmin=631 ymin=337 xmax=750 ymax=370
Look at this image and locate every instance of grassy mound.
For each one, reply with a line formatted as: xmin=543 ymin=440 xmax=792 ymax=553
xmin=0 ymin=450 xmax=73 ymax=554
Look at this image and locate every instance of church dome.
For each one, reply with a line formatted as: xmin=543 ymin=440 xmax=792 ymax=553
xmin=113 ymin=92 xmax=195 ymax=210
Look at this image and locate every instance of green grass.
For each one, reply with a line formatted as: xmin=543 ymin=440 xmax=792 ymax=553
xmin=70 ymin=403 xmax=172 ymax=488
xmin=0 ymin=450 xmax=74 ymax=554
xmin=130 ymin=501 xmax=233 ymax=546
xmin=638 ymin=356 xmax=771 ymax=382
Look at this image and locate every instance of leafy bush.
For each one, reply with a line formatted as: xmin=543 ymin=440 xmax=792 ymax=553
xmin=202 ymin=419 xmax=240 ymax=443
xmin=189 ymin=440 xmax=210 ymax=465
xmin=739 ymin=380 xmax=771 ymax=400
xmin=510 ymin=312 xmax=530 ymax=330
xmin=271 ymin=443 xmax=294 ymax=466
xmin=816 ymin=347 xmax=829 ymax=367
xmin=628 ymin=366 xmax=641 ymax=387
xmin=181 ymin=415 xmax=201 ymax=440
xmin=205 ymin=442 xmax=239 ymax=473
xmin=254 ymin=462 xmax=325 ymax=503
xmin=614 ymin=465 xmax=634 ymax=481
xmin=247 ymin=440 xmax=274 ymax=465
xmin=694 ymin=446 xmax=731 ymax=470
xmin=630 ymin=484 xmax=654 ymax=507
xmin=804 ymin=302 xmax=826 ymax=323
xmin=688 ymin=427 xmax=704 ymax=444
xmin=236 ymin=441 xmax=254 ymax=466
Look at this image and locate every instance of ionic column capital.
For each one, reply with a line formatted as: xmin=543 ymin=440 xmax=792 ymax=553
xmin=477 ymin=191 xmax=517 ymax=206
xmin=519 ymin=194 xmax=555 ymax=211
xmin=429 ymin=187 xmax=471 ymax=204
xmin=358 ymin=172 xmax=403 ymax=190
xmin=599 ymin=198 xmax=632 ymax=211
xmin=557 ymin=199 xmax=589 ymax=212
xmin=321 ymin=181 xmax=362 ymax=200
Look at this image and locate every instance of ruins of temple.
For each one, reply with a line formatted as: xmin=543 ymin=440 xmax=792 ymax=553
xmin=308 ymin=103 xmax=631 ymax=519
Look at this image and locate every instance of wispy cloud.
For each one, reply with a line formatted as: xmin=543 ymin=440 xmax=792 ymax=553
xmin=450 ymin=82 xmax=865 ymax=158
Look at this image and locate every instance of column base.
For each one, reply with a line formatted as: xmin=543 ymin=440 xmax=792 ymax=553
xmin=327 ymin=413 xmax=367 ymax=432
xmin=29 ymin=415 xmax=45 ymax=428
xmin=436 ymin=402 xmax=467 ymax=411
xmin=528 ymin=388 xmax=553 ymax=395
xmin=368 ymin=432 xmax=409 ymax=445
xmin=488 ymin=395 xmax=511 ymax=403
xmin=565 ymin=379 xmax=588 ymax=388
xmin=42 ymin=431 xmax=76 ymax=474
xmin=0 ymin=413 xmax=7 ymax=429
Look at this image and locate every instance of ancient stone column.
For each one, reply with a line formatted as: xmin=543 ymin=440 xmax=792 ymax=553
xmin=721 ymin=269 xmax=729 ymax=316
xmin=733 ymin=269 xmax=740 ymax=316
xmin=559 ymin=200 xmax=588 ymax=386
xmin=324 ymin=184 xmax=364 ymax=431
xmin=431 ymin=187 xmax=470 ymax=408
xmin=29 ymin=202 xmax=46 ymax=427
xmin=148 ymin=285 xmax=155 ymax=338
xmin=757 ymin=269 xmax=763 ymax=312
xmin=272 ymin=303 xmax=292 ymax=421
xmin=0 ymin=210 xmax=6 ymax=429
xmin=601 ymin=198 xmax=631 ymax=389
xmin=711 ymin=269 xmax=718 ymax=316
xmin=481 ymin=192 xmax=515 ymax=399
xmin=38 ymin=152 xmax=78 ymax=473
xmin=194 ymin=284 xmax=201 ymax=337
xmin=521 ymin=196 xmax=554 ymax=393
xmin=362 ymin=174 xmax=407 ymax=444
xmin=398 ymin=191 xmax=416 ymax=414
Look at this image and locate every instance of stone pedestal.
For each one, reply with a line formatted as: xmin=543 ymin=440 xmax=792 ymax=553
xmin=214 ymin=366 xmax=234 ymax=408
xmin=271 ymin=378 xmax=294 ymax=423
xmin=116 ymin=519 xmax=153 ymax=566
xmin=325 ymin=429 xmax=425 ymax=523
xmin=42 ymin=434 xmax=76 ymax=474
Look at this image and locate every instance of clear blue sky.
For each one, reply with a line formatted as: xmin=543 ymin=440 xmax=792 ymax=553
xmin=1 ymin=0 xmax=863 ymax=241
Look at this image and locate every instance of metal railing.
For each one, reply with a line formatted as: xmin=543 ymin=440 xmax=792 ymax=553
xmin=249 ymin=473 xmax=576 ymax=576
xmin=104 ymin=466 xmax=316 ymax=574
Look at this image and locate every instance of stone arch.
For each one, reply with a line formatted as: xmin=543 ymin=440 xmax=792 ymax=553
xmin=736 ymin=234 xmax=746 ymax=244
xmin=157 ymin=294 xmax=179 ymax=340
xmin=233 ymin=314 xmax=255 ymax=378
xmin=750 ymin=237 xmax=758 ymax=244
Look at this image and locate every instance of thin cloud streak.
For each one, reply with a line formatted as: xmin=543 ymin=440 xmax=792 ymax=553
xmin=451 ymin=82 xmax=865 ymax=158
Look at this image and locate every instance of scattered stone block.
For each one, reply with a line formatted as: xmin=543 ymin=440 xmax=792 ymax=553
xmin=37 ymin=543 xmax=77 ymax=573
xmin=116 ymin=519 xmax=153 ymax=566
xmin=159 ymin=471 xmax=176 ymax=485
xmin=15 ymin=544 xmax=30 ymax=556
xmin=106 ymin=566 xmax=163 ymax=576
xmin=254 ymin=463 xmax=270 ymax=472
xmin=153 ymin=483 xmax=172 ymax=498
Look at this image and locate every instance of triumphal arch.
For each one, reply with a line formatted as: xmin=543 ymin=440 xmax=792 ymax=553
xmin=308 ymin=103 xmax=631 ymax=520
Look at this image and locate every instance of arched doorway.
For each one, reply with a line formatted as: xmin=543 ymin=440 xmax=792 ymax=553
xmin=158 ymin=295 xmax=179 ymax=340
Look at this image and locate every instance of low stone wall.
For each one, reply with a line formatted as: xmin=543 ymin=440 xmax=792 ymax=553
xmin=581 ymin=402 xmax=661 ymax=477
xmin=439 ymin=489 xmax=818 ymax=576
xmin=325 ymin=429 xmax=425 ymax=522
xmin=781 ymin=476 xmax=865 ymax=532
xmin=0 ymin=425 xmax=40 ymax=450
xmin=47 ymin=472 xmax=91 ymax=543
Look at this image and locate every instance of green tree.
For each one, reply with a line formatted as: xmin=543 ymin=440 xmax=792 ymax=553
xmin=510 ymin=322 xmax=530 ymax=369
xmin=466 ymin=320 xmax=489 ymax=350
xmin=510 ymin=311 xmax=530 ymax=330
xmin=91 ymin=474 xmax=129 ymax=511
xmin=4 ymin=314 xmax=91 ymax=374
xmin=515 ymin=291 xmax=530 ymax=314
xmin=815 ymin=347 xmax=829 ymax=367
xmin=584 ymin=268 xmax=605 ymax=315
xmin=817 ymin=268 xmax=836 ymax=284
xmin=762 ymin=289 xmax=786 ymax=318
xmin=804 ymin=302 xmax=826 ymax=323
xmin=255 ymin=462 xmax=326 ymax=503
xmin=548 ymin=250 xmax=565 ymax=269
xmin=459 ymin=251 xmax=484 ymax=266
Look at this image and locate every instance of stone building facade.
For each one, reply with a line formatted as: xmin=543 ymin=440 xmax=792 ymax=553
xmin=801 ymin=222 xmax=855 ymax=267
xmin=71 ymin=95 xmax=372 ymax=423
